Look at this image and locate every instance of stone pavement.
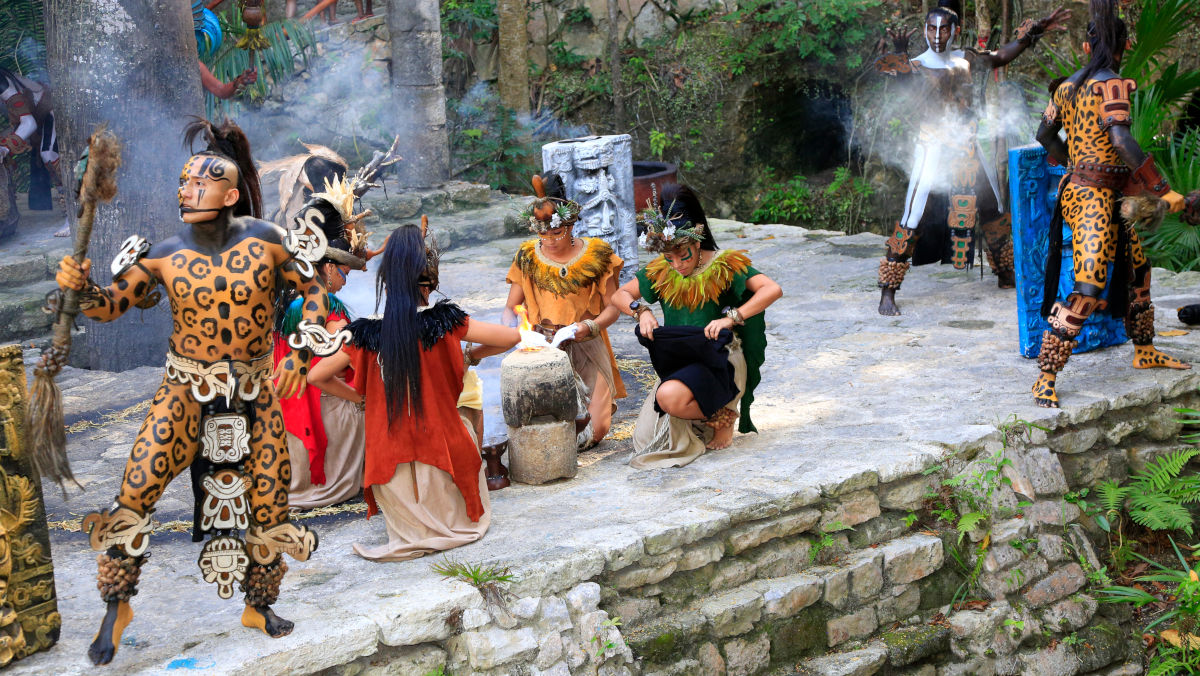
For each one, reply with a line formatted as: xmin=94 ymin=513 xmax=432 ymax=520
xmin=12 ymin=220 xmax=1200 ymax=674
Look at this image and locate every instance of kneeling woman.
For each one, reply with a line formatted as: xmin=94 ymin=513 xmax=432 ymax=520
xmin=611 ymin=185 xmax=782 ymax=468
xmin=308 ymin=224 xmax=518 ymax=561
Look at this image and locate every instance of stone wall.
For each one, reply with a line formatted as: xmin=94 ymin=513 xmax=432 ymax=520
xmin=318 ymin=382 xmax=1196 ymax=675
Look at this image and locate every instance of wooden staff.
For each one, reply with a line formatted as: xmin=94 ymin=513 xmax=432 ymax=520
xmin=27 ymin=127 xmax=122 ymax=490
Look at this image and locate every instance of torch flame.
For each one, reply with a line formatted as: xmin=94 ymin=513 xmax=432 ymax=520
xmin=514 ymin=304 xmax=548 ymax=351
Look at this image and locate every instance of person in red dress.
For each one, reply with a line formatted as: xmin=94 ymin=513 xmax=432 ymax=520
xmin=308 ymin=223 xmax=518 ymax=560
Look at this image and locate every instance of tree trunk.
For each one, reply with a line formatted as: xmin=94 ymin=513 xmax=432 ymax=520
xmin=498 ymin=0 xmax=529 ymax=114
xmin=608 ymin=0 xmax=625 ymax=132
xmin=45 ymin=0 xmax=205 ymax=372
xmin=388 ymin=0 xmax=451 ymax=187
xmin=976 ymin=0 xmax=994 ymax=48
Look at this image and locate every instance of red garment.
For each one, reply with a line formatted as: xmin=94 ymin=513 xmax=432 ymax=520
xmin=272 ymin=308 xmax=350 ymax=485
xmin=344 ymin=320 xmax=483 ymax=521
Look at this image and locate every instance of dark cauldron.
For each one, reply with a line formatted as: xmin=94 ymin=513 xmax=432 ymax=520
xmin=633 ymin=161 xmax=678 ymax=213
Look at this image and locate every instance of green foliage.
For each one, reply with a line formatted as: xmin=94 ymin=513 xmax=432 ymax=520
xmin=749 ymin=165 xmax=873 ymax=232
xmin=442 ymin=0 xmax=498 ymax=46
xmin=431 ymin=558 xmax=515 ymax=587
xmin=723 ymin=0 xmax=882 ymax=75
xmin=202 ymin=9 xmax=317 ymax=118
xmin=563 ymin=6 xmax=593 ymax=26
xmin=450 ymin=90 xmax=534 ymax=191
xmin=648 ymin=130 xmax=670 ymax=162
xmin=1100 ymin=448 xmax=1200 ymax=535
xmin=1100 ymin=539 xmax=1200 ymax=674
xmin=750 ymin=169 xmax=815 ymax=224
xmin=1141 ymin=129 xmax=1200 ymax=270
xmin=808 ymin=520 xmax=852 ymax=563
xmin=0 ymin=0 xmax=44 ymax=79
xmin=590 ymin=617 xmax=622 ymax=660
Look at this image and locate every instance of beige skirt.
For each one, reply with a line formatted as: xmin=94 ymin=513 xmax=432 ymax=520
xmin=288 ymin=394 xmax=366 ymax=509
xmin=629 ymin=344 xmax=748 ymax=470
xmin=353 ymin=413 xmax=491 ymax=562
xmin=565 ymin=336 xmax=617 ymax=415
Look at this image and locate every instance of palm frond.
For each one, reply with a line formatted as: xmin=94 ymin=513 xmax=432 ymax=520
xmin=0 ymin=0 xmax=46 ymax=78
xmin=202 ymin=8 xmax=317 ymax=118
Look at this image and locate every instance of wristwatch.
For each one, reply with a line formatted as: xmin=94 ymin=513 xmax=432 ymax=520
xmin=629 ymin=300 xmax=642 ymax=316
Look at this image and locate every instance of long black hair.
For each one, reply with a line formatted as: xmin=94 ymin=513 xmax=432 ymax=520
xmin=660 ymin=183 xmax=719 ymax=251
xmin=182 ymin=116 xmax=263 ymax=219
xmin=376 ymin=225 xmax=428 ymax=421
xmin=1076 ymin=0 xmax=1127 ymax=96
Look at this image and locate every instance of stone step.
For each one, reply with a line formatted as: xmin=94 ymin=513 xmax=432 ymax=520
xmin=0 ymin=250 xmax=54 ymax=286
xmin=0 ymin=278 xmax=57 ymax=343
xmin=365 ymin=198 xmax=532 ymax=254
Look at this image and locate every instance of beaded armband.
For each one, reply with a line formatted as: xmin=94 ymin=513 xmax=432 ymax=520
xmin=722 ymin=306 xmax=745 ymax=326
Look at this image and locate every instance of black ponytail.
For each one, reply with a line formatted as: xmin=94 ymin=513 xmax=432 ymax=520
xmin=1076 ymin=0 xmax=1127 ymax=97
xmin=376 ymin=225 xmax=428 ymax=422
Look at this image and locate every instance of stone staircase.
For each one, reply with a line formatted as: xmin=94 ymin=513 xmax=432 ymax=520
xmin=0 ymin=209 xmax=69 ymax=344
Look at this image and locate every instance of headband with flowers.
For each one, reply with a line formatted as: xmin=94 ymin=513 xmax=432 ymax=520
xmin=518 ymin=174 xmax=582 ymax=235
xmin=637 ymin=185 xmax=705 ymax=253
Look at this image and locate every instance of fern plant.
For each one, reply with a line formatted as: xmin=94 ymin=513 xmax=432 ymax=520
xmin=1097 ymin=448 xmax=1200 ymax=535
xmin=0 ymin=0 xmax=45 ymax=79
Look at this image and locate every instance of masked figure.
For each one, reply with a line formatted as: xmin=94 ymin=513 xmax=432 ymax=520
xmin=56 ymin=119 xmax=332 ymax=665
xmin=874 ymin=0 xmax=1070 ymax=315
xmin=503 ymin=174 xmax=627 ymax=450
xmin=611 ymin=184 xmax=782 ymax=467
xmin=1031 ymin=0 xmax=1198 ymax=407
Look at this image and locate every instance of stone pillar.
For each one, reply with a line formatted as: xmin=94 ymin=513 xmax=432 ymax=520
xmin=542 ymin=135 xmax=637 ymax=283
xmin=387 ymin=0 xmax=450 ymax=187
xmin=0 ymin=345 xmax=60 ymax=665
xmin=500 ymin=348 xmax=577 ymax=485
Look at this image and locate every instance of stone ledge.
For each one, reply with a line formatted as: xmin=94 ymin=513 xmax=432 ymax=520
xmin=21 ymin=222 xmax=1200 ymax=674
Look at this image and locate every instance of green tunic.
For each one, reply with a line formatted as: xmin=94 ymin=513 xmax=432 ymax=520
xmin=636 ymin=257 xmax=767 ymax=434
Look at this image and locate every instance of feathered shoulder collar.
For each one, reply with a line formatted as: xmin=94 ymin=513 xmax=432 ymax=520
xmin=646 ymin=249 xmax=752 ymax=310
xmin=514 ymin=237 xmax=614 ymax=297
xmin=345 ymin=300 xmax=468 ymax=352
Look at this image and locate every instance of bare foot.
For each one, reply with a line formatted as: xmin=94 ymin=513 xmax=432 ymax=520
xmin=1133 ymin=345 xmax=1191 ymax=370
xmin=88 ymin=600 xmax=133 ymax=665
xmin=242 ymin=605 xmax=294 ymax=638
xmin=706 ymin=424 xmax=734 ymax=450
xmin=1032 ymin=372 xmax=1059 ymax=408
xmin=879 ymin=288 xmax=900 ymax=316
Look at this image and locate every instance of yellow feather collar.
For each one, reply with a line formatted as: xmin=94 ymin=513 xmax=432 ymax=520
xmin=515 ymin=237 xmax=614 ymax=297
xmin=646 ymin=249 xmax=752 ymax=310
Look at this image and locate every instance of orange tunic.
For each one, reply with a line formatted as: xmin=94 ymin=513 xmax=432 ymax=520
xmin=345 ymin=320 xmax=484 ymax=521
xmin=506 ymin=237 xmax=628 ymax=399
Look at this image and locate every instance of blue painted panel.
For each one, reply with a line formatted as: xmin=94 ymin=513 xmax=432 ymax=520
xmin=1009 ymin=144 xmax=1128 ymax=358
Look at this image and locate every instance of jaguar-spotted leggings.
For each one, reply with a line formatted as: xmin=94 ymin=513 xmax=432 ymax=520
xmin=116 ymin=376 xmax=292 ymax=529
xmin=1042 ymin=183 xmax=1155 ymax=368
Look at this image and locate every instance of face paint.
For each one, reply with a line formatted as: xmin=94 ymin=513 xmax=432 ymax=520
xmin=664 ymin=242 xmax=701 ymax=275
xmin=178 ymin=154 xmax=238 ymax=223
xmin=925 ymin=14 xmax=953 ymax=54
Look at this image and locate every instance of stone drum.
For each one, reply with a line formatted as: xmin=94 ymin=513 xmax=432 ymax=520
xmin=500 ymin=347 xmax=578 ymax=485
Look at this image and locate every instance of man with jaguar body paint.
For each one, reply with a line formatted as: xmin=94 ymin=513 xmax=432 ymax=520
xmin=55 ymin=118 xmax=337 ymax=665
xmin=873 ymin=0 xmax=1070 ymax=315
